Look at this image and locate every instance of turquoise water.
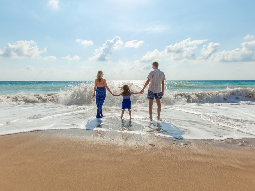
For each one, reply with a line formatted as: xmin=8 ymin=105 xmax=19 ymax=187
xmin=0 ymin=81 xmax=93 ymax=95
xmin=0 ymin=80 xmax=255 ymax=95
xmin=165 ymin=80 xmax=255 ymax=92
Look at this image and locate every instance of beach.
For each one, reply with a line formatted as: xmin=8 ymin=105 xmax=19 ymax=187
xmin=1 ymin=80 xmax=255 ymax=190
xmin=1 ymin=131 xmax=255 ymax=191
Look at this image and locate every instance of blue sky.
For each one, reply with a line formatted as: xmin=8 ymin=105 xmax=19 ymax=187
xmin=0 ymin=0 xmax=255 ymax=80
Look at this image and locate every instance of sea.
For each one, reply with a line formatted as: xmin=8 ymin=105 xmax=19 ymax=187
xmin=1 ymin=80 xmax=255 ymax=146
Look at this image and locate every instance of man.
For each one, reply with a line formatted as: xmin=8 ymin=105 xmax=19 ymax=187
xmin=141 ymin=61 xmax=165 ymax=120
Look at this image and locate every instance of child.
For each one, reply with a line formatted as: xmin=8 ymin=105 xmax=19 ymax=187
xmin=113 ymin=84 xmax=141 ymax=120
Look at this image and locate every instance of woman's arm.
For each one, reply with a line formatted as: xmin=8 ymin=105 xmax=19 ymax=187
xmin=93 ymin=80 xmax=97 ymax=97
xmin=105 ymin=80 xmax=113 ymax=95
xmin=112 ymin=94 xmax=121 ymax=96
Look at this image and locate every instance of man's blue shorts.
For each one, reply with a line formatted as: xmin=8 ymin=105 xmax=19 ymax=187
xmin=147 ymin=90 xmax=162 ymax=100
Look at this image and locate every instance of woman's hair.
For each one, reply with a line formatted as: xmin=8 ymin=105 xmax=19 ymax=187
xmin=97 ymin=70 xmax=103 ymax=82
xmin=121 ymin=84 xmax=131 ymax=96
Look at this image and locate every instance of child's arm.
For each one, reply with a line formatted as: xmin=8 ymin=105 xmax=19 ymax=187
xmin=132 ymin=92 xmax=141 ymax=95
xmin=112 ymin=93 xmax=121 ymax=96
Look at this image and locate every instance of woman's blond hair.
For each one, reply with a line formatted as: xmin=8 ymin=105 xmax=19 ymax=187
xmin=121 ymin=84 xmax=131 ymax=96
xmin=97 ymin=70 xmax=103 ymax=82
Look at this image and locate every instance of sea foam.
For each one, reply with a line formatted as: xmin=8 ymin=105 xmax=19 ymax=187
xmin=0 ymin=83 xmax=254 ymax=106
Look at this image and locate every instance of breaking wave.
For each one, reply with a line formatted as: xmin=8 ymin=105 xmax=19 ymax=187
xmin=0 ymin=83 xmax=255 ymax=106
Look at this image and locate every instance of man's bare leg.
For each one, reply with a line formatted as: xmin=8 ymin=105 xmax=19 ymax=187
xmin=156 ymin=99 xmax=161 ymax=120
xmin=149 ymin=99 xmax=153 ymax=119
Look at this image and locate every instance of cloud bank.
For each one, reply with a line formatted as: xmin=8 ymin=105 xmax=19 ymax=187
xmin=76 ymin=39 xmax=93 ymax=46
xmin=244 ymin=34 xmax=255 ymax=40
xmin=200 ymin=42 xmax=220 ymax=59
xmin=125 ymin=40 xmax=144 ymax=48
xmin=63 ymin=55 xmax=80 ymax=60
xmin=0 ymin=40 xmax=46 ymax=59
xmin=165 ymin=38 xmax=207 ymax=60
xmin=44 ymin=56 xmax=57 ymax=60
xmin=215 ymin=40 xmax=255 ymax=62
xmin=141 ymin=49 xmax=162 ymax=62
xmin=89 ymin=36 xmax=123 ymax=61
xmin=48 ymin=0 xmax=59 ymax=9
xmin=139 ymin=36 xmax=255 ymax=63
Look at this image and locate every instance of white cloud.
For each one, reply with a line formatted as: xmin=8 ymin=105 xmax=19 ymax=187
xmin=63 ymin=55 xmax=80 ymax=60
xmin=244 ymin=35 xmax=255 ymax=40
xmin=48 ymin=0 xmax=59 ymax=9
xmin=26 ymin=66 xmax=34 ymax=71
xmin=43 ymin=56 xmax=57 ymax=60
xmin=89 ymin=36 xmax=123 ymax=61
xmin=214 ymin=40 xmax=255 ymax=62
xmin=143 ymin=64 xmax=152 ymax=70
xmin=242 ymin=40 xmax=255 ymax=51
xmin=0 ymin=40 xmax=46 ymax=59
xmin=141 ymin=49 xmax=163 ymax=62
xmin=125 ymin=40 xmax=144 ymax=48
xmin=165 ymin=38 xmax=207 ymax=60
xmin=76 ymin=39 xmax=93 ymax=46
xmin=200 ymin=42 xmax=220 ymax=59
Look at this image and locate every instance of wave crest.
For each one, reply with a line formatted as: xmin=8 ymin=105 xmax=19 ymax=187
xmin=0 ymin=83 xmax=254 ymax=105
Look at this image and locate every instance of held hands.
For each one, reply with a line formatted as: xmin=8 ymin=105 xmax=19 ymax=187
xmin=140 ymin=89 xmax=144 ymax=94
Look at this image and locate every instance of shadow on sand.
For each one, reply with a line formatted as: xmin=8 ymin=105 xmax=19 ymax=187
xmin=85 ymin=118 xmax=103 ymax=130
xmin=150 ymin=120 xmax=185 ymax=140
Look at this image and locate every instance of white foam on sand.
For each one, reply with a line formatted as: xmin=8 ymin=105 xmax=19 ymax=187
xmin=0 ymin=100 xmax=255 ymax=146
xmin=1 ymin=82 xmax=255 ymax=145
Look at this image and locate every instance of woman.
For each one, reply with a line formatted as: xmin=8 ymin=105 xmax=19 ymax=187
xmin=93 ymin=70 xmax=113 ymax=118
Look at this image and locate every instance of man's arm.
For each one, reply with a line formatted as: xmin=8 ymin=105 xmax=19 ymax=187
xmin=141 ymin=79 xmax=150 ymax=94
xmin=162 ymin=80 xmax=164 ymax=96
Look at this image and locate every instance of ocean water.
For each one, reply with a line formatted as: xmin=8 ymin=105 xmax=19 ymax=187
xmin=0 ymin=80 xmax=255 ymax=145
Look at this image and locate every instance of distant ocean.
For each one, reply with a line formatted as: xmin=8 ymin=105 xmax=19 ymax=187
xmin=1 ymin=80 xmax=255 ymax=95
xmin=1 ymin=80 xmax=255 ymax=144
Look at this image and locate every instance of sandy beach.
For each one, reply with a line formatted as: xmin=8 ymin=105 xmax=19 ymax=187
xmin=1 ymin=131 xmax=255 ymax=191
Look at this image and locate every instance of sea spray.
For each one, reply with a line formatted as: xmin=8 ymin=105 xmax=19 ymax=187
xmin=0 ymin=83 xmax=254 ymax=106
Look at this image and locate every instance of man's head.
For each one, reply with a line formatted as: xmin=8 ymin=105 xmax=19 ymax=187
xmin=152 ymin=61 xmax=158 ymax=69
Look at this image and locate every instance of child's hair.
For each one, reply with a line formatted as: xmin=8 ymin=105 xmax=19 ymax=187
xmin=97 ymin=70 xmax=103 ymax=82
xmin=121 ymin=84 xmax=131 ymax=96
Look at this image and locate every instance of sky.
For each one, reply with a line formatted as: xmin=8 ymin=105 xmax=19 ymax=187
xmin=0 ymin=0 xmax=255 ymax=81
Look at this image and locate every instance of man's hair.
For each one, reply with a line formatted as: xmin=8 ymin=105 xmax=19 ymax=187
xmin=152 ymin=61 xmax=158 ymax=67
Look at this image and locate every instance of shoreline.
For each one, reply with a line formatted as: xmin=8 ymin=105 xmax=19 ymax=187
xmin=1 ymin=131 xmax=255 ymax=191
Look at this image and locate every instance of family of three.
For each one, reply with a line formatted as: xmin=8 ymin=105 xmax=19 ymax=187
xmin=93 ymin=61 xmax=165 ymax=120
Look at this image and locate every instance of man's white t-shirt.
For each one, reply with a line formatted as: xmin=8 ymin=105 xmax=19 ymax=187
xmin=147 ymin=69 xmax=165 ymax=93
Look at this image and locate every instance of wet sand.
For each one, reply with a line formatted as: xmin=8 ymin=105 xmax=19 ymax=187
xmin=1 ymin=132 xmax=255 ymax=191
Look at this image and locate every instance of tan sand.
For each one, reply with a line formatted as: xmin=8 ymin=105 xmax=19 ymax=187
xmin=1 ymin=132 xmax=255 ymax=191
